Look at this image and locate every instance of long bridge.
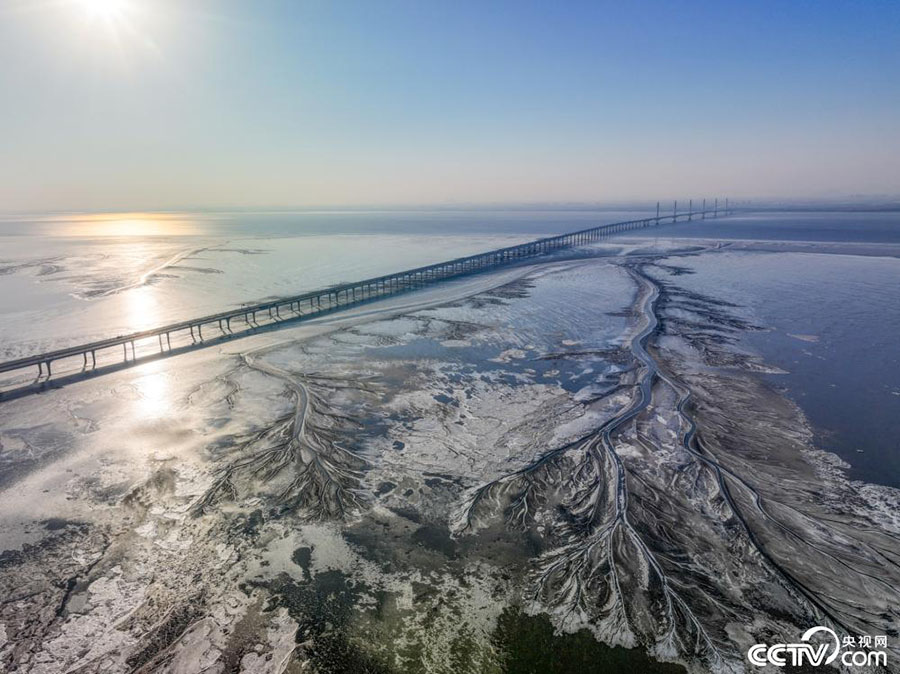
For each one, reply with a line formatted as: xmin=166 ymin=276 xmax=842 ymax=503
xmin=0 ymin=199 xmax=730 ymax=391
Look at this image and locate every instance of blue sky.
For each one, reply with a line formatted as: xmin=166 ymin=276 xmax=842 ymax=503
xmin=1 ymin=0 xmax=898 ymax=211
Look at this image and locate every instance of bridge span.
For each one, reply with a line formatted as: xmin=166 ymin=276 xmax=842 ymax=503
xmin=0 ymin=202 xmax=730 ymax=393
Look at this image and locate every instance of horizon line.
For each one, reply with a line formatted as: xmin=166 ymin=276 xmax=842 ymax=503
xmin=2 ymin=194 xmax=900 ymax=219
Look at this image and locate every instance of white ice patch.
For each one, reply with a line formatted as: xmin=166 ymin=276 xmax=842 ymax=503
xmin=30 ymin=566 xmax=147 ymax=674
xmin=490 ymin=348 xmax=527 ymax=363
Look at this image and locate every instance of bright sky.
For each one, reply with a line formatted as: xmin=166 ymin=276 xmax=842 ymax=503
xmin=1 ymin=0 xmax=898 ymax=211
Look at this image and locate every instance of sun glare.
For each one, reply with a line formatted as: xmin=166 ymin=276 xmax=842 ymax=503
xmin=69 ymin=0 xmax=144 ymax=42
xmin=76 ymin=0 xmax=130 ymax=23
xmin=61 ymin=0 xmax=165 ymax=64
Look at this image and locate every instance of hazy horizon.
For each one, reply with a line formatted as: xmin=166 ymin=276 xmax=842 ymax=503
xmin=3 ymin=193 xmax=900 ymax=219
xmin=2 ymin=0 xmax=899 ymax=212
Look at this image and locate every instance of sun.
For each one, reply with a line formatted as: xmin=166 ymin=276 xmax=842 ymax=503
xmin=75 ymin=0 xmax=131 ymax=25
xmin=68 ymin=0 xmax=145 ymax=47
xmin=62 ymin=0 xmax=159 ymax=61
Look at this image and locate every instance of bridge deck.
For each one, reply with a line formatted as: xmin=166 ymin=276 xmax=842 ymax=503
xmin=0 ymin=208 xmax=724 ymax=381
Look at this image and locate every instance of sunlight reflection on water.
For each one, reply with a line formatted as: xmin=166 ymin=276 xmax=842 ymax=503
xmin=133 ymin=362 xmax=171 ymax=418
xmin=52 ymin=213 xmax=200 ymax=237
xmin=126 ymin=282 xmax=161 ymax=332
